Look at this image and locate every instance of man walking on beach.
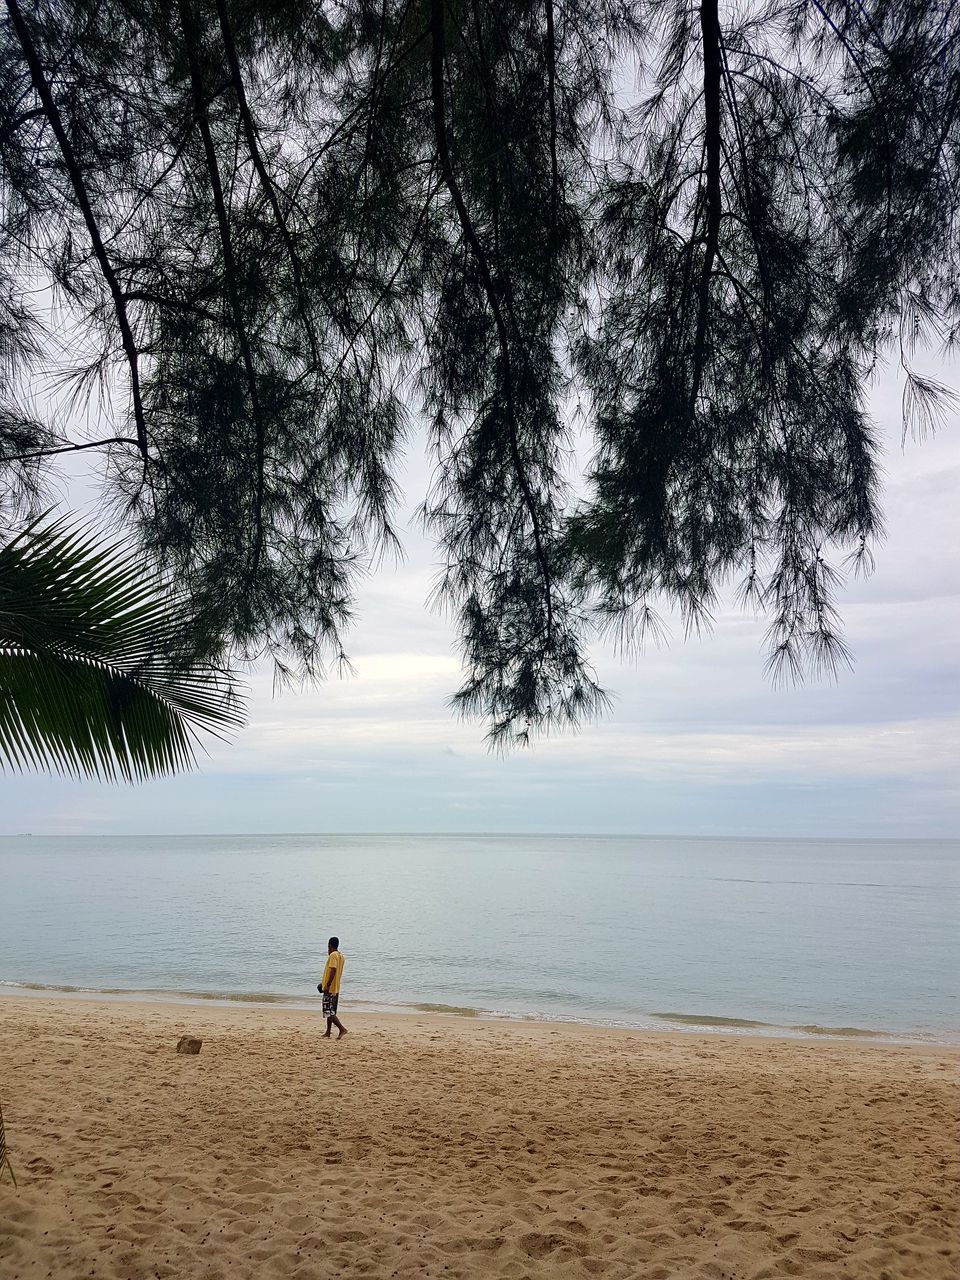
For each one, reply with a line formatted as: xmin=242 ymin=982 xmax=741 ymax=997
xmin=319 ymin=936 xmax=347 ymax=1039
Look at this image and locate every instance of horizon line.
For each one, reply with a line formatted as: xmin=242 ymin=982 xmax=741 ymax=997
xmin=3 ymin=830 xmax=957 ymax=843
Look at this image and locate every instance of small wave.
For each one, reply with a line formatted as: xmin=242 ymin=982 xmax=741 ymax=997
xmin=651 ymin=1011 xmax=902 ymax=1040
xmin=0 ymin=980 xmax=309 ymax=1006
xmin=653 ymin=1011 xmax=774 ymax=1029
xmin=408 ymin=1002 xmax=481 ymax=1017
xmin=182 ymin=990 xmax=304 ymax=1004
xmin=2 ymin=981 xmax=117 ymax=994
xmin=790 ymin=1023 xmax=884 ymax=1038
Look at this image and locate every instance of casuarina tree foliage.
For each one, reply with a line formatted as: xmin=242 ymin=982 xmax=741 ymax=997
xmin=0 ymin=0 xmax=957 ymax=742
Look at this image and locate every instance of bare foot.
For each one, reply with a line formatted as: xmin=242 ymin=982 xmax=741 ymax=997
xmin=337 ymin=1030 xmax=348 ymax=1039
xmin=322 ymin=1032 xmax=332 ymax=1038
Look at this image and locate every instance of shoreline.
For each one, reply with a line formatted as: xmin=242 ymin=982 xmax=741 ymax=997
xmin=1 ymin=984 xmax=956 ymax=1050
xmin=1 ymin=996 xmax=957 ymax=1279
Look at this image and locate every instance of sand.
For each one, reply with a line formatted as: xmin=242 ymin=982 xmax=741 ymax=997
xmin=0 ymin=997 xmax=957 ymax=1279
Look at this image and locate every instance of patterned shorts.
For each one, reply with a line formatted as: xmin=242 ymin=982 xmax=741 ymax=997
xmin=322 ymin=992 xmax=339 ymax=1018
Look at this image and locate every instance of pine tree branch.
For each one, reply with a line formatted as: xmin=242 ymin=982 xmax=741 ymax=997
xmin=2 ymin=437 xmax=143 ymax=463
xmin=176 ymin=0 xmax=265 ymax=573
xmin=123 ymin=291 xmax=220 ymax=321
xmin=691 ymin=0 xmax=722 ymax=408
xmin=545 ymin=0 xmax=560 ymax=249
xmin=307 ymin=172 xmax=440 ymax=400
xmin=429 ymin=0 xmax=555 ymax=643
xmin=809 ymin=0 xmax=894 ymax=227
xmin=5 ymin=0 xmax=149 ymax=465
xmin=212 ymin=0 xmax=321 ymax=371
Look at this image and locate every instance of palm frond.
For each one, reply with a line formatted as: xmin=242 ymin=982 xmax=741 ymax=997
xmin=0 ymin=514 xmax=244 ymax=781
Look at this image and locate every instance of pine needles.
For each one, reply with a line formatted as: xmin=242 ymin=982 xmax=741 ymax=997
xmin=0 ymin=0 xmax=956 ymax=740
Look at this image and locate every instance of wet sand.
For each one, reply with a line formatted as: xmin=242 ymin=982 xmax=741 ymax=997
xmin=0 ymin=996 xmax=957 ymax=1278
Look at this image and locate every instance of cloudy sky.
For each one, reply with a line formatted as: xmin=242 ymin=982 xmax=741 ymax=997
xmin=2 ymin=360 xmax=958 ymax=838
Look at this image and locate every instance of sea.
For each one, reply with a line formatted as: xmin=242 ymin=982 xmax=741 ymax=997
xmin=1 ymin=834 xmax=957 ymax=1043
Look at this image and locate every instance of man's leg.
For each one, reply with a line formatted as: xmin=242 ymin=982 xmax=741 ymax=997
xmin=323 ymin=1016 xmax=333 ymax=1038
xmin=329 ymin=1014 xmax=347 ymax=1039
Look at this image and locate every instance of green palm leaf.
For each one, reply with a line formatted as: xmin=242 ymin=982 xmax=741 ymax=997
xmin=0 ymin=514 xmax=244 ymax=781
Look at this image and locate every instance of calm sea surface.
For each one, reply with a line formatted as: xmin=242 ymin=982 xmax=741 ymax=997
xmin=1 ymin=834 xmax=957 ymax=1041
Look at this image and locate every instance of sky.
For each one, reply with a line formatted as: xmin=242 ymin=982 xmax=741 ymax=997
xmin=2 ymin=361 xmax=958 ymax=838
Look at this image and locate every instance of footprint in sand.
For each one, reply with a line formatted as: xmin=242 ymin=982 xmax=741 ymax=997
xmin=518 ymin=1230 xmax=590 ymax=1259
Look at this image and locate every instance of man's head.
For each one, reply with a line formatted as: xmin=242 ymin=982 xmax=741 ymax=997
xmin=328 ymin=936 xmax=339 ymax=953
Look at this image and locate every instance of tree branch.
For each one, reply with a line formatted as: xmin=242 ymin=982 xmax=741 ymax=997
xmin=176 ymin=0 xmax=265 ymax=573
xmin=429 ymin=0 xmax=554 ymax=641
xmin=2 ymin=437 xmax=143 ymax=463
xmin=212 ymin=0 xmax=320 ymax=370
xmin=307 ymin=172 xmax=440 ymax=399
xmin=123 ymin=290 xmax=219 ymax=322
xmin=5 ymin=0 xmax=149 ymax=464
xmin=691 ymin=0 xmax=722 ymax=408
xmin=545 ymin=0 xmax=559 ymax=249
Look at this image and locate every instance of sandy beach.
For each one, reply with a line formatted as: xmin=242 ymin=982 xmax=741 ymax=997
xmin=0 ymin=997 xmax=956 ymax=1279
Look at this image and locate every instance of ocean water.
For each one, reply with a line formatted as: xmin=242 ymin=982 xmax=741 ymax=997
xmin=1 ymin=834 xmax=957 ymax=1042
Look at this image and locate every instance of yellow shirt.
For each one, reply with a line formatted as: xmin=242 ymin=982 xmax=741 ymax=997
xmin=322 ymin=950 xmax=345 ymax=995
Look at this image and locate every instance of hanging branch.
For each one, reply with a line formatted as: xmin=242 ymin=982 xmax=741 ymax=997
xmin=5 ymin=0 xmax=149 ymax=465
xmin=177 ymin=0 xmax=265 ymax=571
xmin=545 ymin=0 xmax=560 ymax=249
xmin=691 ymin=0 xmax=722 ymax=407
xmin=429 ymin=0 xmax=554 ymax=641
xmin=211 ymin=0 xmax=320 ymax=371
xmin=809 ymin=0 xmax=894 ymax=231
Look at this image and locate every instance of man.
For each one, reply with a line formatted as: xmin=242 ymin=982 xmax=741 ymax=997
xmin=318 ymin=936 xmax=347 ymax=1039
